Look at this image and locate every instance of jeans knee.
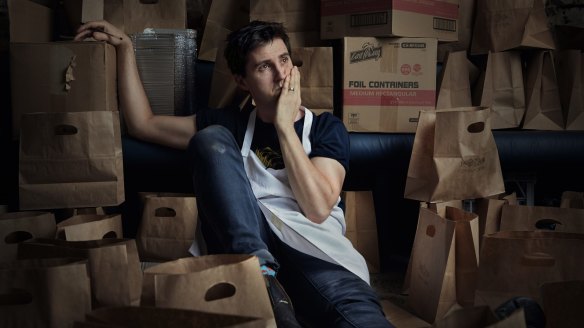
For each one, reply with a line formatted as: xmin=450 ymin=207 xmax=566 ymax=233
xmin=188 ymin=125 xmax=235 ymax=159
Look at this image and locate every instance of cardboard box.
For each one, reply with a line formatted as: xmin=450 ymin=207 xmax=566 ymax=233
xmin=342 ymin=37 xmax=437 ymax=132
xmin=321 ymin=0 xmax=459 ymax=41
xmin=10 ymin=42 xmax=118 ymax=139
xmin=343 ymin=191 xmax=380 ymax=273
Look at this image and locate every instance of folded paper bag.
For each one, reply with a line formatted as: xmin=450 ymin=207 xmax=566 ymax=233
xmin=57 ymin=214 xmax=123 ymax=241
xmin=141 ymin=254 xmax=275 ymax=325
xmin=0 ymin=211 xmax=56 ymax=263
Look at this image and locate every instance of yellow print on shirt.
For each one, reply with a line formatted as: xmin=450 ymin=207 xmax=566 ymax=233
xmin=255 ymin=147 xmax=283 ymax=169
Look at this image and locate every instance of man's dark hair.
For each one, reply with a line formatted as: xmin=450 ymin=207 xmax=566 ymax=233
xmin=224 ymin=20 xmax=292 ymax=77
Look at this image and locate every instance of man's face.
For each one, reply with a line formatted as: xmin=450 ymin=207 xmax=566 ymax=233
xmin=236 ymin=38 xmax=293 ymax=108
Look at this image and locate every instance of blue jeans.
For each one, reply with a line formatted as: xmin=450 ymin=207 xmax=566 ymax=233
xmin=188 ymin=125 xmax=394 ymax=328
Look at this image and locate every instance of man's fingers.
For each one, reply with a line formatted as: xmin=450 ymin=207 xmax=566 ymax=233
xmin=73 ymin=30 xmax=92 ymax=41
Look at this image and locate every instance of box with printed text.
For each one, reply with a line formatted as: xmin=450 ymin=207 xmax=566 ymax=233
xmin=321 ymin=0 xmax=459 ymax=41
xmin=342 ymin=37 xmax=437 ymax=132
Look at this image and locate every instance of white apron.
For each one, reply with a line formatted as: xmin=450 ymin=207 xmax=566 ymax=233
xmin=242 ymin=108 xmax=370 ymax=284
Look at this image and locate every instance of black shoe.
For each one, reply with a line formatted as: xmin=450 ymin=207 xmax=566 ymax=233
xmin=494 ymin=296 xmax=546 ymax=328
xmin=264 ymin=275 xmax=303 ymax=328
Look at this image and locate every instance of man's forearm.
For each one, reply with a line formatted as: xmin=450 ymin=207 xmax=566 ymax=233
xmin=116 ymin=43 xmax=154 ymax=138
xmin=278 ymin=128 xmax=340 ymax=223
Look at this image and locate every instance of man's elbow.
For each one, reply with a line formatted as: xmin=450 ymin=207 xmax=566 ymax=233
xmin=126 ymin=118 xmax=153 ymax=142
xmin=306 ymin=207 xmax=333 ymax=224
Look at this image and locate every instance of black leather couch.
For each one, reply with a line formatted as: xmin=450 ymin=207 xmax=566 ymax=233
xmin=3 ymin=60 xmax=583 ymax=273
xmin=120 ymin=129 xmax=584 ymax=273
xmin=118 ymin=60 xmax=584 ymax=273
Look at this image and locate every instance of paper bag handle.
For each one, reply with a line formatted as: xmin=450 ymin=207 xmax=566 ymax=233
xmin=56 ymin=230 xmax=118 ymax=240
xmin=534 ymin=218 xmax=562 ymax=231
xmin=154 ymin=207 xmax=177 ymax=218
xmin=102 ymin=231 xmax=118 ymax=238
xmin=54 ymin=124 xmax=78 ymax=136
xmin=0 ymin=288 xmax=33 ymax=306
xmin=467 ymin=121 xmax=485 ymax=134
xmin=204 ymin=282 xmax=236 ymax=302
xmin=521 ymin=252 xmax=555 ymax=267
xmin=4 ymin=231 xmax=34 ymax=244
xmin=426 ymin=225 xmax=436 ymax=237
xmin=292 ymin=59 xmax=304 ymax=67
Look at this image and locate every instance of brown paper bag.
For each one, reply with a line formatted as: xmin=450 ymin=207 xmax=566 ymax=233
xmin=499 ymin=204 xmax=584 ymax=233
xmin=18 ymin=238 xmax=142 ymax=308
xmin=473 ymin=51 xmax=526 ymax=129
xmin=208 ymin=40 xmax=252 ymax=108
xmin=292 ymin=47 xmax=334 ymax=115
xmin=380 ymin=300 xmax=431 ymax=328
xmin=56 ymin=214 xmax=123 ymax=241
xmin=475 ymin=231 xmax=584 ymax=311
xmin=555 ymin=50 xmax=584 ymax=130
xmin=0 ymin=258 xmax=92 ymax=328
xmin=470 ymin=0 xmax=555 ymax=54
xmin=75 ymin=306 xmax=271 ymax=328
xmin=142 ymin=254 xmax=275 ymax=325
xmin=560 ymin=191 xmax=584 ymax=209
xmin=540 ymin=280 xmax=584 ymax=328
xmin=19 ymin=111 xmax=125 ymax=210
xmin=71 ymin=207 xmax=106 ymax=215
xmin=10 ymin=42 xmax=118 ymax=139
xmin=422 ymin=201 xmax=465 ymax=218
xmin=404 ymin=107 xmax=505 ymax=202
xmin=250 ymin=0 xmax=324 ymax=48
xmin=436 ymin=51 xmax=473 ymax=110
xmin=342 ymin=191 xmax=380 ymax=273
xmin=198 ymin=0 xmax=249 ymax=62
xmin=475 ymin=193 xmax=517 ymax=249
xmin=407 ymin=207 xmax=480 ymax=323
xmin=137 ymin=193 xmax=198 ymax=261
xmin=522 ymin=50 xmax=565 ymax=130
xmin=403 ymin=200 xmax=464 ymax=294
xmin=0 ymin=211 xmax=56 ymax=263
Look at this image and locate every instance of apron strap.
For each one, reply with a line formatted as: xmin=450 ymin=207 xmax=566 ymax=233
xmin=241 ymin=109 xmax=256 ymax=157
xmin=301 ymin=107 xmax=313 ymax=154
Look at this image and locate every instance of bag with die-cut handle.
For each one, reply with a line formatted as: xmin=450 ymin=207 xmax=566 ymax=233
xmin=470 ymin=0 xmax=555 ymax=54
xmin=407 ymin=206 xmax=480 ymax=323
xmin=18 ymin=238 xmax=142 ymax=308
xmin=19 ymin=111 xmax=124 ymax=210
xmin=475 ymin=231 xmax=584 ymax=311
xmin=404 ymin=107 xmax=505 ymax=203
xmin=137 ymin=192 xmax=198 ymax=261
xmin=57 ymin=214 xmax=123 ymax=241
xmin=141 ymin=254 xmax=275 ymax=326
xmin=499 ymin=203 xmax=584 ymax=233
xmin=0 ymin=211 xmax=56 ymax=263
xmin=0 ymin=258 xmax=91 ymax=328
